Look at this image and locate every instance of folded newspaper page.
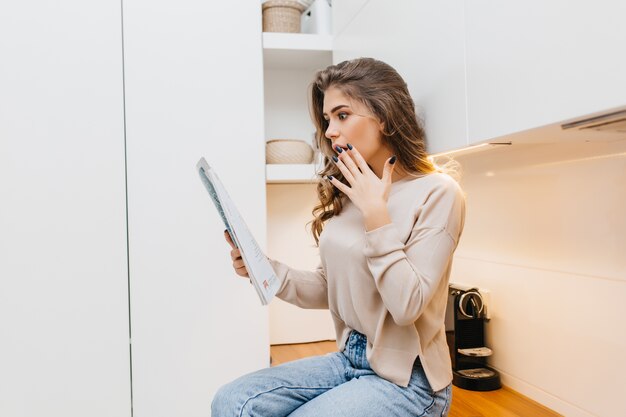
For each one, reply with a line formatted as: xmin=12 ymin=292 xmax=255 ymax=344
xmin=196 ymin=157 xmax=279 ymax=305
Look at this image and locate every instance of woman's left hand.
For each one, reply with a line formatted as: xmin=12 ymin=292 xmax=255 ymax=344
xmin=328 ymin=145 xmax=396 ymax=230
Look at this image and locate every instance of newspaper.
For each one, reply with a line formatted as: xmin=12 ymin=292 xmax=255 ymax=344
xmin=196 ymin=157 xmax=279 ymax=305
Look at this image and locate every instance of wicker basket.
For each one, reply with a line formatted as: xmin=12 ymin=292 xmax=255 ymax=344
xmin=262 ymin=1 xmax=306 ymax=33
xmin=266 ymin=139 xmax=314 ymax=164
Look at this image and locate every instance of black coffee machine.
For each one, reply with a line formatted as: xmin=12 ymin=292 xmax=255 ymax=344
xmin=445 ymin=284 xmax=501 ymax=391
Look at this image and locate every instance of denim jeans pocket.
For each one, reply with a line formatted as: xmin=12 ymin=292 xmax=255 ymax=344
xmin=405 ymin=381 xmax=451 ymax=417
xmin=440 ymin=384 xmax=452 ymax=417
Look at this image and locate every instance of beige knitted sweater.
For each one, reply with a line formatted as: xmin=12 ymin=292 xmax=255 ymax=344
xmin=269 ymin=172 xmax=465 ymax=391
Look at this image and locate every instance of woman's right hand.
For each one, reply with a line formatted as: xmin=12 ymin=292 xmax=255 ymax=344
xmin=224 ymin=230 xmax=249 ymax=279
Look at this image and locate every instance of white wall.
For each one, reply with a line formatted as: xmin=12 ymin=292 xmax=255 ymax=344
xmin=450 ymin=139 xmax=626 ymax=417
xmin=122 ymin=1 xmax=269 ymax=416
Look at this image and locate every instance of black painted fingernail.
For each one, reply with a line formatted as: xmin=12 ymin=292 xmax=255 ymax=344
xmin=327 ymin=175 xmax=334 ymax=180
xmin=335 ymin=145 xmax=343 ymax=153
xmin=390 ymin=155 xmax=397 ymax=164
xmin=332 ymin=155 xmax=338 ymax=163
xmin=347 ymin=143 xmax=353 ymax=150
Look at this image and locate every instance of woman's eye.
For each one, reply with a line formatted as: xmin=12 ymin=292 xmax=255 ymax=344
xmin=338 ymin=112 xmax=348 ymax=120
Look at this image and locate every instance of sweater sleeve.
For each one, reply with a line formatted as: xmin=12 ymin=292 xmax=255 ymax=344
xmin=268 ymin=258 xmax=329 ymax=310
xmin=363 ymin=179 xmax=465 ymax=326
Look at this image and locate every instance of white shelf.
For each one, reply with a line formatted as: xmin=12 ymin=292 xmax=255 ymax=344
xmin=262 ymin=33 xmax=332 ymax=70
xmin=266 ymin=164 xmax=320 ymax=184
xmin=263 ymin=33 xmax=329 ymax=183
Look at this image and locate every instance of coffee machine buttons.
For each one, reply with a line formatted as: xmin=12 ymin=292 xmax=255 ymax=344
xmin=457 ymin=368 xmax=498 ymax=379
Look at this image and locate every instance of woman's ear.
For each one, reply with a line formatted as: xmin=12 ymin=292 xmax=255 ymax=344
xmin=375 ymin=115 xmax=385 ymax=132
xmin=378 ymin=119 xmax=388 ymax=136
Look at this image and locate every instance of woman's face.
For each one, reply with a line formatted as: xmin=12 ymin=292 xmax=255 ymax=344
xmin=322 ymin=87 xmax=392 ymax=168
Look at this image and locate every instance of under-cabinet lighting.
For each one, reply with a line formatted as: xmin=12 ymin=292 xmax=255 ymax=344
xmin=429 ymin=142 xmax=512 ymax=159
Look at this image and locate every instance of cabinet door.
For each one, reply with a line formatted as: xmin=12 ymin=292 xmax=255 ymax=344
xmin=266 ymin=184 xmax=336 ymax=344
xmin=465 ymin=0 xmax=626 ymax=143
xmin=122 ymin=1 xmax=268 ymax=416
xmin=333 ymin=0 xmax=468 ymax=154
xmin=333 ymin=0 xmax=370 ymax=37
xmin=0 ymin=1 xmax=131 ymax=416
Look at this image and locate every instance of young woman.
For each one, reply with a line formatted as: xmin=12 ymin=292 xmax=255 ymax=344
xmin=212 ymin=58 xmax=465 ymax=417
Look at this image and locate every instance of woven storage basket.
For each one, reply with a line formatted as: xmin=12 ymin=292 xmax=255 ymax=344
xmin=266 ymin=139 xmax=314 ymax=164
xmin=262 ymin=0 xmax=306 ymax=33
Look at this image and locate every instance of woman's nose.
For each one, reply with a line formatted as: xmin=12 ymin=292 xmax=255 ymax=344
xmin=325 ymin=123 xmax=339 ymax=140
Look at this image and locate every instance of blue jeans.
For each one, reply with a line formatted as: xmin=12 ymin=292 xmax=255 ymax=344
xmin=211 ymin=330 xmax=452 ymax=416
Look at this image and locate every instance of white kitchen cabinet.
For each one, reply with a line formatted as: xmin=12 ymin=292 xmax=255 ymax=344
xmin=333 ymin=0 xmax=370 ymax=37
xmin=262 ymin=32 xmax=329 ymax=188
xmin=266 ymin=163 xmax=319 ymax=183
xmin=267 ymin=184 xmax=336 ymax=344
xmin=263 ymin=32 xmax=332 ymax=71
xmin=263 ymin=33 xmax=336 ymax=343
xmin=0 ymin=1 xmax=131 ymax=416
xmin=332 ymin=0 xmax=469 ymax=154
xmin=122 ymin=1 xmax=269 ymax=416
xmin=465 ymin=0 xmax=626 ymax=143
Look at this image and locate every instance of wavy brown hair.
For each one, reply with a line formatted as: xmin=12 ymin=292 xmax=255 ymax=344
xmin=309 ymin=57 xmax=438 ymax=245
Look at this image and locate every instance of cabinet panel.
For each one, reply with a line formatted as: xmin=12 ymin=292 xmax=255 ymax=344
xmin=123 ymin=1 xmax=268 ymax=416
xmin=333 ymin=0 xmax=370 ymax=36
xmin=465 ymin=0 xmax=626 ymax=143
xmin=267 ymin=185 xmax=335 ymax=344
xmin=333 ymin=0 xmax=468 ymax=154
xmin=0 ymin=1 xmax=131 ymax=416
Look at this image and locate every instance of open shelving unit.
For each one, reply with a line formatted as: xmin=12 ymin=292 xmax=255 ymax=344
xmin=263 ymin=32 xmax=332 ymax=184
xmin=263 ymin=30 xmax=336 ymax=344
xmin=266 ymin=163 xmax=318 ymax=184
xmin=262 ymin=33 xmax=332 ymax=71
xmin=266 ymin=150 xmax=324 ymax=183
